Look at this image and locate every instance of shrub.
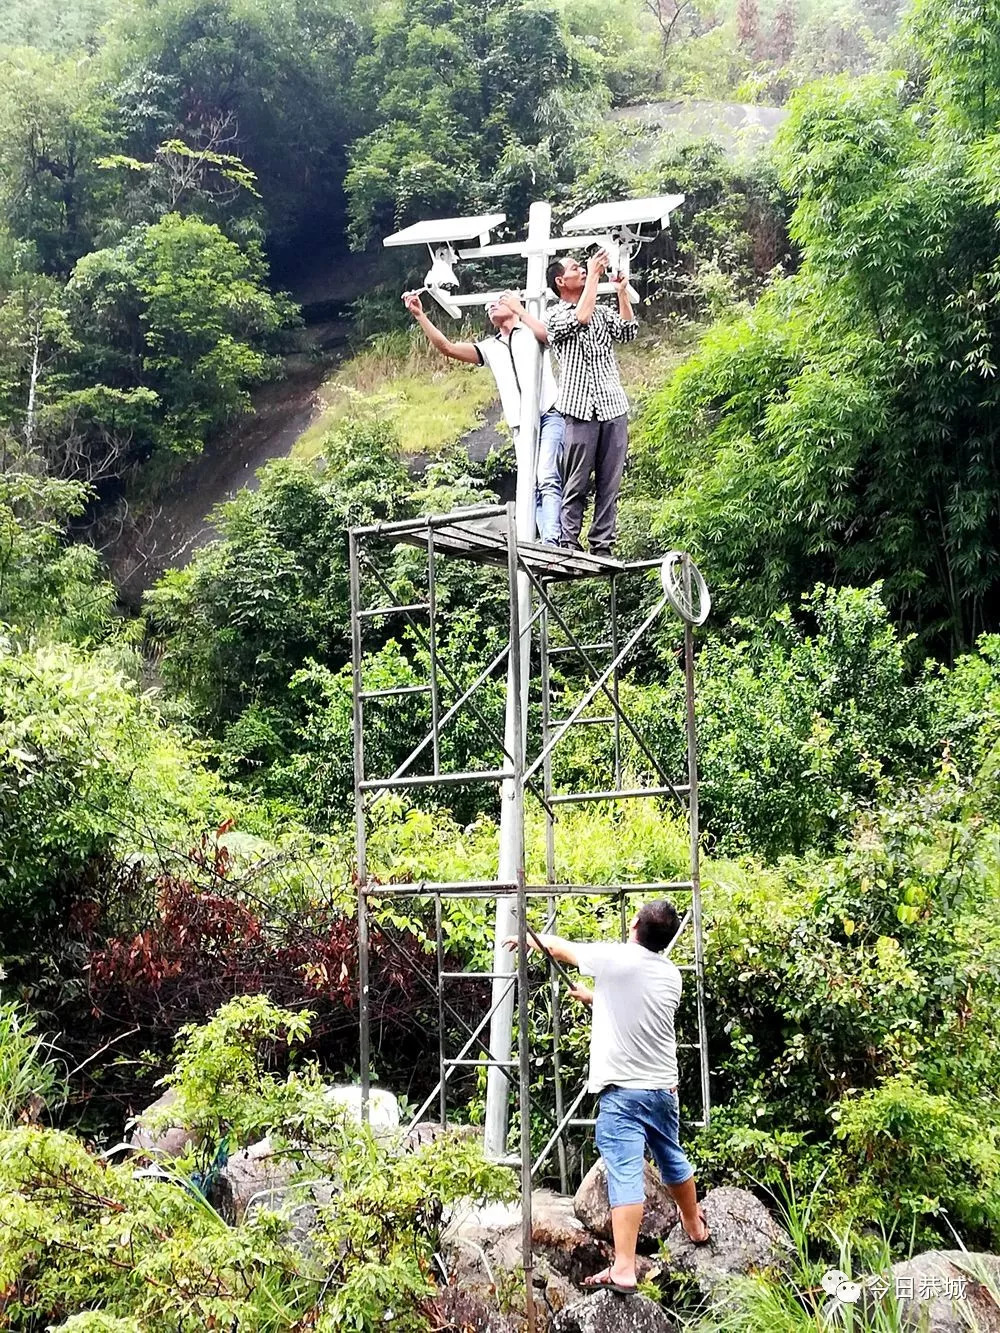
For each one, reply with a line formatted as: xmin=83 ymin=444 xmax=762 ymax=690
xmin=0 ymin=638 xmax=223 ymax=956
xmin=0 ymin=997 xmax=516 ymax=1332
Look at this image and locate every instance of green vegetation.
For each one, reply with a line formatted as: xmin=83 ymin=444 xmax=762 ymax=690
xmin=0 ymin=996 xmax=515 ymax=1332
xmin=5 ymin=0 xmax=1000 ymax=1327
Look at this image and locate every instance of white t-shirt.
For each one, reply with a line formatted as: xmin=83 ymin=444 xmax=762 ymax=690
xmin=475 ymin=322 xmax=559 ymax=430
xmin=574 ymin=941 xmax=682 ymax=1094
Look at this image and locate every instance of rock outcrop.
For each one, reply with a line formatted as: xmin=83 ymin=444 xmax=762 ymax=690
xmin=574 ymin=1159 xmax=678 ymax=1249
xmin=551 ymin=1290 xmax=677 ymax=1333
xmin=662 ymin=1185 xmax=793 ymax=1293
xmin=127 ymin=1088 xmax=198 ymax=1160
xmin=210 ymin=1137 xmax=299 ymax=1224
xmin=888 ymin=1251 xmax=1000 ymax=1332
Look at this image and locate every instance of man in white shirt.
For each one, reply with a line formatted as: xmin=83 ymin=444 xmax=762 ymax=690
xmin=402 ymin=290 xmax=564 ymax=544
xmin=506 ymin=900 xmax=709 ymax=1294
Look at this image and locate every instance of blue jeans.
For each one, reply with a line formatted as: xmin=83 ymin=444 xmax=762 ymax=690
xmin=595 ymin=1086 xmax=693 ymax=1207
xmin=535 ymin=409 xmax=565 ymax=544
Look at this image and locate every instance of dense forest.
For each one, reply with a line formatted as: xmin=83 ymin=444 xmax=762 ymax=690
xmin=3 ymin=0 xmax=1000 ymax=1328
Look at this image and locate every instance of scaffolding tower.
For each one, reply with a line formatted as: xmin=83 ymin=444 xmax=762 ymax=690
xmin=351 ymin=502 xmax=710 ymax=1331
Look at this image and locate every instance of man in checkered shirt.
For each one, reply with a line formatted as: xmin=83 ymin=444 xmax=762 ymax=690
xmin=545 ymin=250 xmax=638 ymax=555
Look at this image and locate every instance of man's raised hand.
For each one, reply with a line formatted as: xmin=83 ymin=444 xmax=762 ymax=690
xmin=402 ymin=290 xmax=424 ymax=316
xmin=568 ymin=983 xmax=594 ymax=1006
xmin=499 ymin=291 xmax=524 ymax=314
xmin=587 ymin=250 xmax=609 ymax=278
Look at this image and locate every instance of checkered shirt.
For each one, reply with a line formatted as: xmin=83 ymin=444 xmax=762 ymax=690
xmin=544 ymin=299 xmax=638 ymax=422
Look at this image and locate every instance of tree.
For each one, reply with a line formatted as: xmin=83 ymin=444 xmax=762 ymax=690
xmin=344 ymin=0 xmax=599 ymax=246
xmin=66 ymin=213 xmax=296 ymax=467
xmin=639 ymin=18 xmax=1000 ymax=653
xmin=0 ymin=49 xmax=116 ymax=273
xmin=737 ymin=0 xmax=760 ymax=53
xmin=104 ymin=0 xmax=374 ymax=252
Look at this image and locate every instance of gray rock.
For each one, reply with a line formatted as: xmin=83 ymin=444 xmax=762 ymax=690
xmin=403 ymin=1120 xmax=484 ymax=1153
xmin=551 ymin=1290 xmax=677 ymax=1333
xmin=663 ymin=1185 xmax=792 ymax=1293
xmin=422 ymin=1287 xmax=517 ymax=1333
xmin=127 ymin=1088 xmax=198 ymax=1159
xmin=245 ymin=1177 xmax=339 ymax=1269
xmin=210 ymin=1137 xmax=300 ymax=1224
xmin=887 ymin=1251 xmax=1000 ymax=1332
xmin=574 ymin=1160 xmax=678 ymax=1249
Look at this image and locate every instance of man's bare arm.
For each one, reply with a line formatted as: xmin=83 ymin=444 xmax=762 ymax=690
xmin=614 ymin=272 xmax=635 ymax=323
xmin=574 ymin=251 xmax=608 ymax=326
xmin=500 ymin=292 xmax=548 ymax=345
xmin=503 ymin=932 xmax=580 ymax=967
xmin=403 ymin=291 xmax=480 ymax=364
xmin=568 ymin=983 xmax=593 ymax=1006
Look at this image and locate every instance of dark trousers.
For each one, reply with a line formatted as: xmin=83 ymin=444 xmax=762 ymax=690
xmin=560 ymin=413 xmax=628 ymax=551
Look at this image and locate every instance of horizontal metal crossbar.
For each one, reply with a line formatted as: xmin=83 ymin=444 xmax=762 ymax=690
xmin=357 ymin=602 xmax=430 ymax=619
xmin=549 ymin=715 xmax=615 ymax=727
xmin=440 ymin=971 xmax=516 ymax=981
xmin=446 ymin=1059 xmax=518 ymax=1069
xmin=547 ymin=642 xmax=612 ymax=657
xmin=549 ymin=784 xmax=690 ymax=805
xmin=360 ymin=769 xmax=513 ymax=792
xmin=359 ymin=684 xmax=432 ymax=700
xmin=361 ymin=879 xmax=694 ymax=898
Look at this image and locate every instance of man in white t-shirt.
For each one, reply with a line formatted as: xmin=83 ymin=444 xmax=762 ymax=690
xmin=505 ymin=900 xmax=710 ymax=1294
xmin=402 ymin=290 xmax=564 ymax=544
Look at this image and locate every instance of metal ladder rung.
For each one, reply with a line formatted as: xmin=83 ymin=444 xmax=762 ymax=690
xmin=445 ymin=1059 xmax=518 ymax=1069
xmin=550 ymin=785 xmax=690 ymax=806
xmin=550 ymin=715 xmax=615 ymax=726
xmin=677 ymin=1042 xmax=701 ymax=1050
xmin=568 ymin=1118 xmax=596 ymax=1127
xmin=357 ymin=601 xmax=430 ymax=619
xmin=440 ymin=971 xmax=517 ymax=980
xmin=547 ymin=642 xmax=612 ymax=656
xmin=359 ymin=685 xmax=432 ymax=700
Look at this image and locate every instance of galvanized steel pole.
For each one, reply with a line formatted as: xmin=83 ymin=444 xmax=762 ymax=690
xmin=484 ymin=200 xmax=551 ymax=1160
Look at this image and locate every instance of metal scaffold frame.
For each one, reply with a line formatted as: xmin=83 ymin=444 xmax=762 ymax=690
xmin=350 ymin=502 xmax=709 ymax=1332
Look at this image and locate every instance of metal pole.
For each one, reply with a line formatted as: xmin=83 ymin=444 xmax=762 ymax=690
xmin=349 ymin=531 xmax=371 ymax=1122
xmin=428 ymin=529 xmax=440 ymax=775
xmin=435 ymin=892 xmax=447 ymax=1127
xmin=485 ymin=200 xmax=552 ymax=1161
xmin=541 ymin=590 xmax=568 ymax=1192
xmin=683 ymin=555 xmax=710 ymax=1127
xmin=507 ymin=506 xmax=536 ymax=1333
xmin=611 ymin=574 xmax=622 ymax=788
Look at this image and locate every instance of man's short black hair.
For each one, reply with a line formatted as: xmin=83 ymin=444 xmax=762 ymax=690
xmin=546 ymin=257 xmax=567 ymax=295
xmin=635 ymin=899 xmax=680 ymax=953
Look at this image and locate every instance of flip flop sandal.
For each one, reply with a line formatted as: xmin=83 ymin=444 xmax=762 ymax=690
xmin=581 ymin=1268 xmax=638 ymax=1295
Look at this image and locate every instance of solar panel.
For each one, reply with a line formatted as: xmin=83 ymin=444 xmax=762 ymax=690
xmin=564 ymin=195 xmax=685 ymax=233
xmin=384 ymin=213 xmax=507 ymax=247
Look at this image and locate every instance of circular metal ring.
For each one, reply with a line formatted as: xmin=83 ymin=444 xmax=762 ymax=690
xmin=660 ymin=552 xmax=711 ymax=625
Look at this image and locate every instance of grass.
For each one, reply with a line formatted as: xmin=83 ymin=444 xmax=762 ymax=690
xmin=0 ymin=997 xmax=66 ymax=1128
xmin=292 ymin=325 xmax=497 ymax=461
xmin=291 ymin=315 xmax=698 ymax=464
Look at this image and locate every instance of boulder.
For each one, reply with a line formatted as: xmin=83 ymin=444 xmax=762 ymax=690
xmin=422 ymin=1287 xmax=518 ymax=1333
xmin=551 ymin=1290 xmax=677 ymax=1333
xmin=662 ymin=1186 xmax=792 ymax=1294
xmin=324 ymin=1084 xmax=401 ymax=1140
xmin=127 ymin=1088 xmax=198 ymax=1160
xmin=403 ymin=1120 xmax=484 ymax=1153
xmin=245 ymin=1177 xmax=339 ymax=1268
xmin=574 ymin=1160 xmax=678 ymax=1249
xmin=880 ymin=1251 xmax=1000 ymax=1332
xmin=210 ymin=1137 xmax=300 ymax=1224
